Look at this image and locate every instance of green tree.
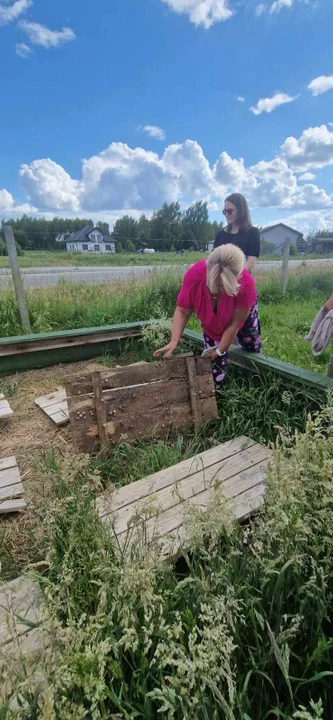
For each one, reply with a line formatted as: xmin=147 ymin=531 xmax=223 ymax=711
xmin=150 ymin=202 xmax=182 ymax=251
xmin=137 ymin=214 xmax=151 ymax=244
xmin=97 ymin=221 xmax=110 ymax=235
xmin=112 ymin=216 xmax=138 ymax=250
xmin=181 ymin=201 xmax=209 ymax=250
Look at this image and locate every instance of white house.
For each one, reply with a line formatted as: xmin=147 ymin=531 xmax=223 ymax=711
xmin=65 ymin=224 xmax=116 ymax=254
xmin=260 ymin=223 xmax=304 ymax=255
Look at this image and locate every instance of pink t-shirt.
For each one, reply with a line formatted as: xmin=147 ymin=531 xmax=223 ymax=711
xmin=177 ymin=259 xmax=257 ymax=342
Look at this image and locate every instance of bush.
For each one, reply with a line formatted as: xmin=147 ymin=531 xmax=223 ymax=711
xmin=0 ymin=237 xmax=24 ymax=256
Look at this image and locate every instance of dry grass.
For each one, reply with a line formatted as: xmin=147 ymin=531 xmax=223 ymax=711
xmin=0 ymin=359 xmax=109 ymax=579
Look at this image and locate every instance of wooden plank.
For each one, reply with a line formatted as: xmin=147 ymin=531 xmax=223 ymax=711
xmin=65 ymin=356 xmax=212 ymax=397
xmin=0 ymin=457 xmax=17 ymax=472
xmin=70 ymin=397 xmax=216 ymax=453
xmin=186 ymin=356 xmax=203 ymax=430
xmin=34 ymin=387 xmax=66 ymax=409
xmin=34 ymin=388 xmax=69 ymax=426
xmin=92 ymin=371 xmax=108 ymax=448
xmin=0 ymin=465 xmax=21 ymax=489
xmin=0 ymin=324 xmax=145 ymax=357
xmin=68 ymin=375 xmax=213 ymax=423
xmin=102 ymin=444 xmax=271 ymax=538
xmin=0 ymin=482 xmax=24 ymax=501
xmin=97 ymin=436 xmax=255 ymax=518
xmin=115 ymin=460 xmax=269 ymax=549
xmin=0 ymin=577 xmax=42 ymax=646
xmin=0 ymin=499 xmax=26 ymax=514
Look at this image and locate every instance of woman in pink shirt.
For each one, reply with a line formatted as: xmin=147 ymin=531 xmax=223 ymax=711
xmin=154 ymin=244 xmax=261 ymax=387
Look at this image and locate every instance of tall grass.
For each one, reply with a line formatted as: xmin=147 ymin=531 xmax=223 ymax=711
xmin=4 ymin=405 xmax=333 ymax=718
xmin=1 ymin=267 xmax=332 ymax=371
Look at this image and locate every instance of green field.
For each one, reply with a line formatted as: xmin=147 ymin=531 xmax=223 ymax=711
xmin=0 ymin=249 xmax=333 ymax=267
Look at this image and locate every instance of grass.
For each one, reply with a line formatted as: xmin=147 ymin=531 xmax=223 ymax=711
xmin=2 ymin=403 xmax=333 ymax=718
xmin=0 ymin=249 xmax=333 ymax=268
xmin=1 ymin=266 xmax=333 ymax=371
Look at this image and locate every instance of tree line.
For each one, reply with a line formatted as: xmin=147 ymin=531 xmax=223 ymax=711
xmin=1 ymin=203 xmax=332 ymax=254
xmin=0 ymin=202 xmax=223 ymax=253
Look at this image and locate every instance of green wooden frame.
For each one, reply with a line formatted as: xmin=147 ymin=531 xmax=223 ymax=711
xmin=0 ymin=322 xmax=332 ymax=396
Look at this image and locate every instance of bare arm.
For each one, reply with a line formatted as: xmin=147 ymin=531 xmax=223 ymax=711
xmin=153 ymin=306 xmax=193 ymax=358
xmin=204 ymin=308 xmax=250 ymax=359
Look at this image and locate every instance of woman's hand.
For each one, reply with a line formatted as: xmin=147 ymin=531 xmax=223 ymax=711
xmin=202 ymin=347 xmax=219 ymax=361
xmin=153 ymin=340 xmax=178 ymax=359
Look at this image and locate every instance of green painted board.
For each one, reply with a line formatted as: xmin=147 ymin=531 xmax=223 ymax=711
xmin=0 ymin=321 xmax=332 ymax=396
xmin=183 ymin=329 xmax=333 ymax=393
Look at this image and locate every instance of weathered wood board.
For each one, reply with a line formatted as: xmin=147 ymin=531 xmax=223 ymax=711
xmin=0 ymin=576 xmax=45 ymax=704
xmin=97 ymin=435 xmax=272 ymax=554
xmin=0 ymin=393 xmax=13 ymax=420
xmin=34 ymin=386 xmax=69 ymax=426
xmin=0 ymin=457 xmax=26 ymax=514
xmin=65 ymin=355 xmax=218 ymax=452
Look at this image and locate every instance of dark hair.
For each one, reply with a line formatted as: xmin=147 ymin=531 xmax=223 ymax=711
xmin=225 ymin=193 xmax=252 ymax=232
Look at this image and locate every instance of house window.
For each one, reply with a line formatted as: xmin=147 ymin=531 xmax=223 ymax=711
xmin=82 ymin=244 xmax=88 ymax=251
xmin=105 ymin=245 xmax=111 ymax=251
xmin=93 ymin=245 xmax=100 ymax=253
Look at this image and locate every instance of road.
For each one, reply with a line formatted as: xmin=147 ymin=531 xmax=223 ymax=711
xmin=0 ymin=257 xmax=332 ymax=289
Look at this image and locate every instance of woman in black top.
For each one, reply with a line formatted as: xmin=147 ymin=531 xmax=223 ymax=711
xmin=214 ymin=193 xmax=261 ymax=353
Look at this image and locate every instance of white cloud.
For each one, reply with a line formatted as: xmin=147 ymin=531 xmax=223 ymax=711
xmin=142 ymin=125 xmax=166 ymax=141
xmin=308 ymin=75 xmax=333 ymax=97
xmin=270 ymin=0 xmax=293 ymax=13
xmin=299 ymin=172 xmax=316 ymax=181
xmin=0 ymin=189 xmax=15 ymax=212
xmin=285 ymin=183 xmax=333 ymax=211
xmin=161 ymin=0 xmax=233 ymax=28
xmin=250 ymin=91 xmax=297 ymax=115
xmin=276 ymin=210 xmax=333 ymax=235
xmin=255 ymin=3 xmax=266 ymax=16
xmin=15 ymin=42 xmax=31 ymax=57
xmin=8 ymin=125 xmax=333 ymax=223
xmin=19 ymin=158 xmax=81 ymax=210
xmin=163 ymin=139 xmax=214 ymax=196
xmin=237 ymin=96 xmax=245 ymax=102
xmin=19 ymin=21 xmax=76 ymax=48
xmin=281 ymin=124 xmax=333 ymax=171
xmin=0 ymin=0 xmax=31 ymax=26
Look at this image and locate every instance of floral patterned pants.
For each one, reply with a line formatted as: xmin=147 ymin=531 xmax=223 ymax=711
xmin=203 ymin=302 xmax=261 ymax=389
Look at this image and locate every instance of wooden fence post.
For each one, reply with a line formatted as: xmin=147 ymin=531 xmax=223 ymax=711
xmin=280 ymin=238 xmax=291 ymax=296
xmin=3 ymin=225 xmax=31 ymax=333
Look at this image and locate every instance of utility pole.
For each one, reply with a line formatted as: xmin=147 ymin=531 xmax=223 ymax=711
xmin=3 ymin=225 xmax=31 ymax=333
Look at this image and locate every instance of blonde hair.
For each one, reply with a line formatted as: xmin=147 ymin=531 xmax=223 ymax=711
xmin=206 ymin=244 xmax=245 ymax=297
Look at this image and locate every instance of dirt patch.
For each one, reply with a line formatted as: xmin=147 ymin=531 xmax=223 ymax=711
xmin=0 ymin=359 xmax=108 ymax=579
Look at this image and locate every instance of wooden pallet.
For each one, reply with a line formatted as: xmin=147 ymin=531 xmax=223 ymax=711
xmin=0 ymin=576 xmax=44 ymax=703
xmin=34 ymin=387 xmax=69 ymax=426
xmin=0 ymin=457 xmax=26 ymax=514
xmin=65 ymin=354 xmax=218 ymax=453
xmin=0 ymin=393 xmax=13 ymax=420
xmin=97 ymin=435 xmax=272 ymax=554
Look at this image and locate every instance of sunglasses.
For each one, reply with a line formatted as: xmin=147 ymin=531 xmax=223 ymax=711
xmin=223 ymin=208 xmax=236 ymax=216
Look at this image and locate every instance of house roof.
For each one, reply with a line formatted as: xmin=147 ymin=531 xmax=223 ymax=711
xmin=260 ymin=222 xmax=304 ymax=238
xmin=66 ymin=224 xmax=114 ymax=244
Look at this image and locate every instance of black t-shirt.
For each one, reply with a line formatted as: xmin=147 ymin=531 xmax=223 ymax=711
xmin=213 ymin=226 xmax=260 ymax=258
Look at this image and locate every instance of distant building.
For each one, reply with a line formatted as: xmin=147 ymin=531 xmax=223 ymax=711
xmin=65 ymin=224 xmax=115 ymax=254
xmin=260 ymin=223 xmax=305 ymax=255
xmin=312 ymin=237 xmax=333 ymax=254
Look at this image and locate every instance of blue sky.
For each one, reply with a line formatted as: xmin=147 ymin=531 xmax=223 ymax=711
xmin=1 ymin=0 xmax=333 ymax=232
